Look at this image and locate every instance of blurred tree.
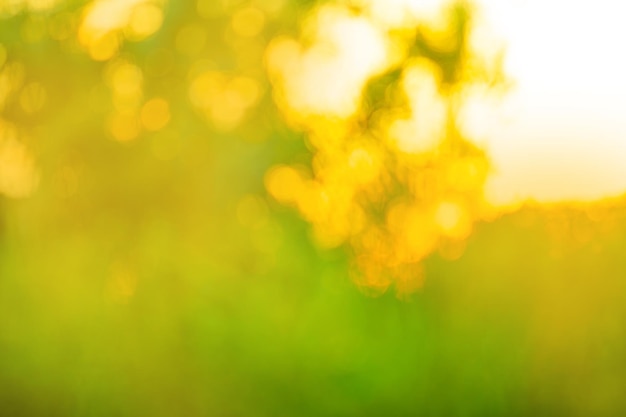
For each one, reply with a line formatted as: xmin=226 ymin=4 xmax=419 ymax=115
xmin=0 ymin=0 xmax=506 ymax=298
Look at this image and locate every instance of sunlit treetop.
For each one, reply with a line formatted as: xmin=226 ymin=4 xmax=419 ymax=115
xmin=265 ymin=0 xmax=506 ymax=297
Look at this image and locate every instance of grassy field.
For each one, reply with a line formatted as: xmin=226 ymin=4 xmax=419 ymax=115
xmin=3 ymin=196 xmax=626 ymax=416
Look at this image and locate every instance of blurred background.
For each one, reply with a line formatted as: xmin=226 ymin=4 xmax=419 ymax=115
xmin=2 ymin=0 xmax=626 ymax=416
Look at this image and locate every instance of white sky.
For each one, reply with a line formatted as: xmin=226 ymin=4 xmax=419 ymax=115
xmin=471 ymin=0 xmax=626 ymax=204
